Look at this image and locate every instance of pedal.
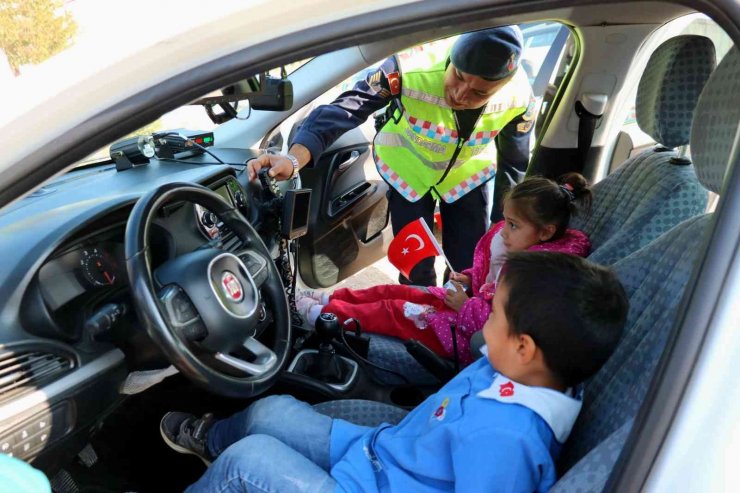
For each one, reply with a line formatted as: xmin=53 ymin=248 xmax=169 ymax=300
xmin=50 ymin=468 xmax=80 ymax=493
xmin=77 ymin=442 xmax=98 ymax=468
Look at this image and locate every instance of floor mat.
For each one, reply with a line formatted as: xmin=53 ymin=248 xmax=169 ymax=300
xmin=61 ymin=374 xmax=252 ymax=493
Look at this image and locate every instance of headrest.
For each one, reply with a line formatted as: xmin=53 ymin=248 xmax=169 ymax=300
xmin=690 ymin=47 xmax=740 ymax=194
xmin=636 ymin=35 xmax=715 ymax=148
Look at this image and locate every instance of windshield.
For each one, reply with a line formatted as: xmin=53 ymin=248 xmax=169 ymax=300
xmin=0 ymin=0 xmax=311 ymax=169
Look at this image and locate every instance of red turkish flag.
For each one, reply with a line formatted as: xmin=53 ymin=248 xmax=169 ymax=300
xmin=387 ymin=218 xmax=443 ymax=280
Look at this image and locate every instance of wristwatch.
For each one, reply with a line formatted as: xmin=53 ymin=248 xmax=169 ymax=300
xmin=285 ymin=153 xmax=300 ymax=179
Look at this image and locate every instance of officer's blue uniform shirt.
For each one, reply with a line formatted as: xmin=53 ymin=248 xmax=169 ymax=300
xmin=329 ymin=355 xmax=582 ymax=493
xmin=291 ymin=56 xmax=533 ymax=178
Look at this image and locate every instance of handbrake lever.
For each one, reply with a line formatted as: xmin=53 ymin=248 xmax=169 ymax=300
xmin=404 ymin=339 xmax=457 ymax=384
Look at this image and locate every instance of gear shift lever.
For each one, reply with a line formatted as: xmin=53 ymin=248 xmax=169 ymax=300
xmin=312 ymin=313 xmax=344 ymax=383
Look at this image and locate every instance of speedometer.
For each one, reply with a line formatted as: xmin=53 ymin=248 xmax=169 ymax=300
xmin=80 ymin=248 xmax=118 ymax=287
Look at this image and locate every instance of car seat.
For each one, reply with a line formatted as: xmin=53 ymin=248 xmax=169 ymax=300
xmin=551 ymin=45 xmax=738 ymax=492
xmin=571 ymin=35 xmax=716 ymax=265
xmin=312 ymin=49 xmax=739 ymax=493
xmin=361 ymin=35 xmax=718 ymax=387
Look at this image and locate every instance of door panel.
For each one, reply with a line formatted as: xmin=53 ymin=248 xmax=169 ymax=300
xmin=297 ymin=125 xmax=391 ymax=288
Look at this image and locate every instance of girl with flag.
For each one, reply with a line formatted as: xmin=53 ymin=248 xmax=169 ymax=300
xmin=297 ymin=174 xmax=592 ymax=366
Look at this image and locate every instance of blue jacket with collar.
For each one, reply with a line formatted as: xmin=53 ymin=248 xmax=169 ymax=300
xmin=329 ymin=357 xmax=578 ymax=493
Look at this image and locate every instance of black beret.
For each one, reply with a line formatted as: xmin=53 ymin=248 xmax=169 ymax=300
xmin=450 ymin=26 xmax=523 ymax=81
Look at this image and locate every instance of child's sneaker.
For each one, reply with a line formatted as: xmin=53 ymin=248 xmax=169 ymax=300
xmin=296 ymin=288 xmax=329 ymax=304
xmin=296 ymin=296 xmax=321 ymax=326
xmin=160 ymin=412 xmax=215 ymax=465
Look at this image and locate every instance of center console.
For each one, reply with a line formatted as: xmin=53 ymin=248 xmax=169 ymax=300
xmin=287 ymin=313 xmax=359 ymax=392
xmin=282 ymin=312 xmax=433 ymax=409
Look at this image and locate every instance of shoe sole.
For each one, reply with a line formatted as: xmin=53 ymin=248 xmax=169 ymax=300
xmin=160 ymin=421 xmax=212 ymax=467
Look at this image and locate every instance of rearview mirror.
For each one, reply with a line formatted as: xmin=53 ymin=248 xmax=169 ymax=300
xmin=191 ymin=73 xmax=293 ymax=123
xmin=248 ymin=77 xmax=293 ymax=111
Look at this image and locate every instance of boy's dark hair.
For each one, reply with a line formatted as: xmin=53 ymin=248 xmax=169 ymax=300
xmin=500 ymin=251 xmax=628 ymax=388
xmin=504 ymin=173 xmax=592 ymax=239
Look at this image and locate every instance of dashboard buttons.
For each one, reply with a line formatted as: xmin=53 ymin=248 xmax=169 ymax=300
xmin=85 ymin=303 xmax=128 ymax=338
xmin=233 ymin=190 xmax=245 ymax=208
xmin=202 ymin=211 xmax=218 ymax=228
xmin=194 ymin=204 xmax=221 ymax=240
xmin=0 ymin=402 xmax=72 ymax=460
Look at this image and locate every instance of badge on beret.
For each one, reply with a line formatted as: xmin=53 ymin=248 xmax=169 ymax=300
xmin=387 ymin=71 xmax=401 ymax=96
xmin=507 ymin=52 xmax=517 ymax=72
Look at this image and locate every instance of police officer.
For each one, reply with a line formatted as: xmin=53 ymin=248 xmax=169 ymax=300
xmin=248 ymin=26 xmax=535 ymax=286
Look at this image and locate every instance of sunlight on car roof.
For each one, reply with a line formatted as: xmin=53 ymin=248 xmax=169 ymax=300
xmin=0 ymin=0 xmax=251 ymax=125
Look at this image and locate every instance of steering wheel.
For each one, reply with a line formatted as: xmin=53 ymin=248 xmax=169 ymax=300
xmin=125 ymin=182 xmax=291 ymax=398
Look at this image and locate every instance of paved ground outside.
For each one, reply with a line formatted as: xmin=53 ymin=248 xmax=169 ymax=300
xmin=296 ymin=227 xmax=448 ymax=295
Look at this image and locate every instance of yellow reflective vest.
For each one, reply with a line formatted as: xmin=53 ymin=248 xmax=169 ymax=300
xmin=374 ymin=49 xmax=533 ymax=203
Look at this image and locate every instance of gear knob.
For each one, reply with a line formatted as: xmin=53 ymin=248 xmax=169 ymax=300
xmin=315 ymin=312 xmax=341 ymax=341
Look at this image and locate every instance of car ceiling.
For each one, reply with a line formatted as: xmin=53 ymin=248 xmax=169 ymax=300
xmin=0 ymin=0 xmax=736 ymax=210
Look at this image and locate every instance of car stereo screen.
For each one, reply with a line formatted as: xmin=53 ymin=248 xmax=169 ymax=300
xmin=215 ymin=185 xmax=232 ymax=205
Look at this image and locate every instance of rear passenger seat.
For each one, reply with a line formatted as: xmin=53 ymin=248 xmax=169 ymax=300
xmin=361 ymin=36 xmax=719 ymax=386
xmin=571 ymin=35 xmax=715 ymax=265
xmin=551 ymin=46 xmax=739 ymax=492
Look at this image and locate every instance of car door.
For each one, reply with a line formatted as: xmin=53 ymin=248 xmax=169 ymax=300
xmin=293 ymin=118 xmax=390 ymax=288
xmin=250 ymin=62 xmax=390 ymax=287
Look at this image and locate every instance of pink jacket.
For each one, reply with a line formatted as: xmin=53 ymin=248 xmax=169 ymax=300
xmin=425 ymin=221 xmax=591 ymax=365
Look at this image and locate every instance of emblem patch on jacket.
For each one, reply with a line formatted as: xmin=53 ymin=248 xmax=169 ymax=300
xmin=432 ymin=397 xmax=450 ymax=421
xmin=499 ymin=381 xmax=515 ymax=397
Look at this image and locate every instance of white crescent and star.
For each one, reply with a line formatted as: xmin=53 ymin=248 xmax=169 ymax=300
xmin=401 ymin=234 xmax=425 ymax=255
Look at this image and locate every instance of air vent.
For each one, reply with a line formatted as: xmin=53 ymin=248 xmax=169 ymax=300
xmin=26 ymin=186 xmax=57 ymax=198
xmin=220 ymin=229 xmax=244 ymax=253
xmin=0 ymin=351 xmax=75 ymax=404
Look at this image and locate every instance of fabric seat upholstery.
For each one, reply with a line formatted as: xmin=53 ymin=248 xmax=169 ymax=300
xmin=313 ymin=399 xmax=409 ymax=426
xmin=312 ymin=47 xmax=738 ymax=491
xmin=552 ymin=46 xmax=739 ymax=491
xmin=363 ymin=35 xmax=717 ymax=386
xmin=571 ymin=35 xmax=715 ymax=265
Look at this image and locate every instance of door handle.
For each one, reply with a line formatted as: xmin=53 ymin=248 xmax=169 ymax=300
xmin=337 ymin=150 xmax=361 ymax=172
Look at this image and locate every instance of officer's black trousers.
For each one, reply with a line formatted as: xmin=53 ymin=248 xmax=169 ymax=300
xmin=388 ymin=186 xmax=488 ymax=287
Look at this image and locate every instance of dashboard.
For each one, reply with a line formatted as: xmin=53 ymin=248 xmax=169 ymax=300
xmin=20 ymin=172 xmax=257 ymax=345
xmin=0 ymin=152 xmax=276 ymax=466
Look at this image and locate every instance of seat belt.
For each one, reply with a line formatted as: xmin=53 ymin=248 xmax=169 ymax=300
xmin=574 ymin=93 xmax=607 ymax=171
xmin=531 ymin=26 xmax=570 ymax=99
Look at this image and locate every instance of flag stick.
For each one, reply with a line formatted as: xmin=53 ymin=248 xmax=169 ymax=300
xmin=419 ymin=217 xmax=455 ymax=274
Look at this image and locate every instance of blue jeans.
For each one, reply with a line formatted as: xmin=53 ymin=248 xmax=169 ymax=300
xmin=185 ymin=395 xmax=337 ymax=493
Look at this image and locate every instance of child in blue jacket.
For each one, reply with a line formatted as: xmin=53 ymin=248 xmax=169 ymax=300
xmin=162 ymin=251 xmax=628 ymax=493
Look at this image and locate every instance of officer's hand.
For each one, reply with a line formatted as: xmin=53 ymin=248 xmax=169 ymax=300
xmin=247 ymin=154 xmax=294 ymax=182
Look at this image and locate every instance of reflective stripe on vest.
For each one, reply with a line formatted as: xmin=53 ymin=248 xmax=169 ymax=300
xmin=374 ymin=52 xmax=531 ymax=203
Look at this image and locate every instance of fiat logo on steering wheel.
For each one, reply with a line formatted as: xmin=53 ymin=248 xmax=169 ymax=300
xmin=220 ymin=271 xmax=244 ymax=303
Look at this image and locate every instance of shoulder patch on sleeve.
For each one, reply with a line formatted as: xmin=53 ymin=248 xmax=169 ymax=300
xmin=517 ymin=120 xmax=534 ymax=133
xmin=521 ymin=96 xmax=537 ymax=121
xmin=366 ymin=68 xmax=386 ymax=94
xmin=386 ymin=71 xmax=401 ymax=95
